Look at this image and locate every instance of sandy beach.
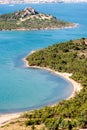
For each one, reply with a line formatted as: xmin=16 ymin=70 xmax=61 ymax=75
xmin=24 ymin=56 xmax=81 ymax=100
xmin=0 ymin=113 xmax=21 ymax=127
xmin=0 ymin=51 xmax=81 ymax=127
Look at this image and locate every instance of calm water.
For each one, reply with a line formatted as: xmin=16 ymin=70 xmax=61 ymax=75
xmin=0 ymin=3 xmax=87 ymax=114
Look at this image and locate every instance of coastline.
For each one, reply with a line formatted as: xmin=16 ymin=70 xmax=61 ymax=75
xmin=0 ymin=50 xmax=81 ymax=127
xmin=24 ymin=51 xmax=81 ymax=100
xmin=0 ymin=23 xmax=77 ymax=31
xmin=0 ymin=113 xmax=21 ymax=127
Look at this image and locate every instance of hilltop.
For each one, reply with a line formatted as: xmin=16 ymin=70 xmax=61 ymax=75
xmin=0 ymin=7 xmax=74 ymax=30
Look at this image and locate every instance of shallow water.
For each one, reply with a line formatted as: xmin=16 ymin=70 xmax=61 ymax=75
xmin=0 ymin=3 xmax=87 ymax=114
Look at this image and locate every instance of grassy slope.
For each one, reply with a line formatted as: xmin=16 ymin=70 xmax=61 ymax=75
xmin=0 ymin=38 xmax=87 ymax=130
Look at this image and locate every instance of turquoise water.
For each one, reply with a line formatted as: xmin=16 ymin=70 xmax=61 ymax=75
xmin=0 ymin=3 xmax=87 ymax=114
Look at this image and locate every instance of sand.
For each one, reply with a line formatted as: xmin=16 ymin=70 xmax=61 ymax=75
xmin=0 ymin=113 xmax=21 ymax=127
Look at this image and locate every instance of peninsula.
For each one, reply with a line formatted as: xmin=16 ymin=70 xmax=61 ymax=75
xmin=0 ymin=7 xmax=75 ymax=30
xmin=0 ymin=38 xmax=87 ymax=130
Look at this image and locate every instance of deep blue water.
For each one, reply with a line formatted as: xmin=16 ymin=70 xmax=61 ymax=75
xmin=0 ymin=3 xmax=87 ymax=114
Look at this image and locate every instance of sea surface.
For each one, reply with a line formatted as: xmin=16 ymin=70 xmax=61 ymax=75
xmin=0 ymin=3 xmax=87 ymax=114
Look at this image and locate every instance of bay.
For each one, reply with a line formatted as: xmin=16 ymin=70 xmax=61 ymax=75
xmin=0 ymin=3 xmax=87 ymax=114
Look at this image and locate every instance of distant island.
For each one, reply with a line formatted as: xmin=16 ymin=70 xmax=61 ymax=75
xmin=0 ymin=7 xmax=75 ymax=31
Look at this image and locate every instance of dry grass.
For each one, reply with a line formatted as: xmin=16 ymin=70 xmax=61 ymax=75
xmin=0 ymin=117 xmax=46 ymax=130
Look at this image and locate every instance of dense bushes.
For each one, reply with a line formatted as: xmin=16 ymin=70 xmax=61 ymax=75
xmin=27 ymin=38 xmax=87 ymax=75
xmin=24 ymin=38 xmax=87 ymax=129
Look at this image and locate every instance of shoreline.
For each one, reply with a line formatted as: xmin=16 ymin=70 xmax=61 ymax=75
xmin=0 ymin=113 xmax=21 ymax=127
xmin=24 ymin=56 xmax=81 ymax=100
xmin=0 ymin=50 xmax=81 ymax=127
xmin=0 ymin=23 xmax=78 ymax=31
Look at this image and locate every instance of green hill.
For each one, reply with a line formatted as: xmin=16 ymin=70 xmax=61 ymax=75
xmin=0 ymin=7 xmax=74 ymax=30
xmin=25 ymin=38 xmax=87 ymax=129
xmin=27 ymin=38 xmax=87 ymax=77
xmin=1 ymin=38 xmax=87 ymax=130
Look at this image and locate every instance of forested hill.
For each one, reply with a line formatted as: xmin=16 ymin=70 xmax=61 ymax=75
xmin=27 ymin=38 xmax=87 ymax=77
xmin=1 ymin=38 xmax=87 ymax=129
xmin=0 ymin=7 xmax=74 ymax=30
xmin=27 ymin=38 xmax=87 ymax=85
xmin=25 ymin=38 xmax=87 ymax=129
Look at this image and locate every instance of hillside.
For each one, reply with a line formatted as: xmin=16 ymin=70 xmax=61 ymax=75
xmin=0 ymin=7 xmax=74 ymax=30
xmin=0 ymin=38 xmax=87 ymax=130
xmin=27 ymin=38 xmax=87 ymax=75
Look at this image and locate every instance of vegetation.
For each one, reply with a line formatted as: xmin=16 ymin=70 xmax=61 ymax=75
xmin=0 ymin=38 xmax=87 ymax=130
xmin=0 ymin=7 xmax=74 ymax=30
xmin=25 ymin=38 xmax=87 ymax=129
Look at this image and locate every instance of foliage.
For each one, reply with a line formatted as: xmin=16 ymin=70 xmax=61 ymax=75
xmin=24 ymin=38 xmax=87 ymax=129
